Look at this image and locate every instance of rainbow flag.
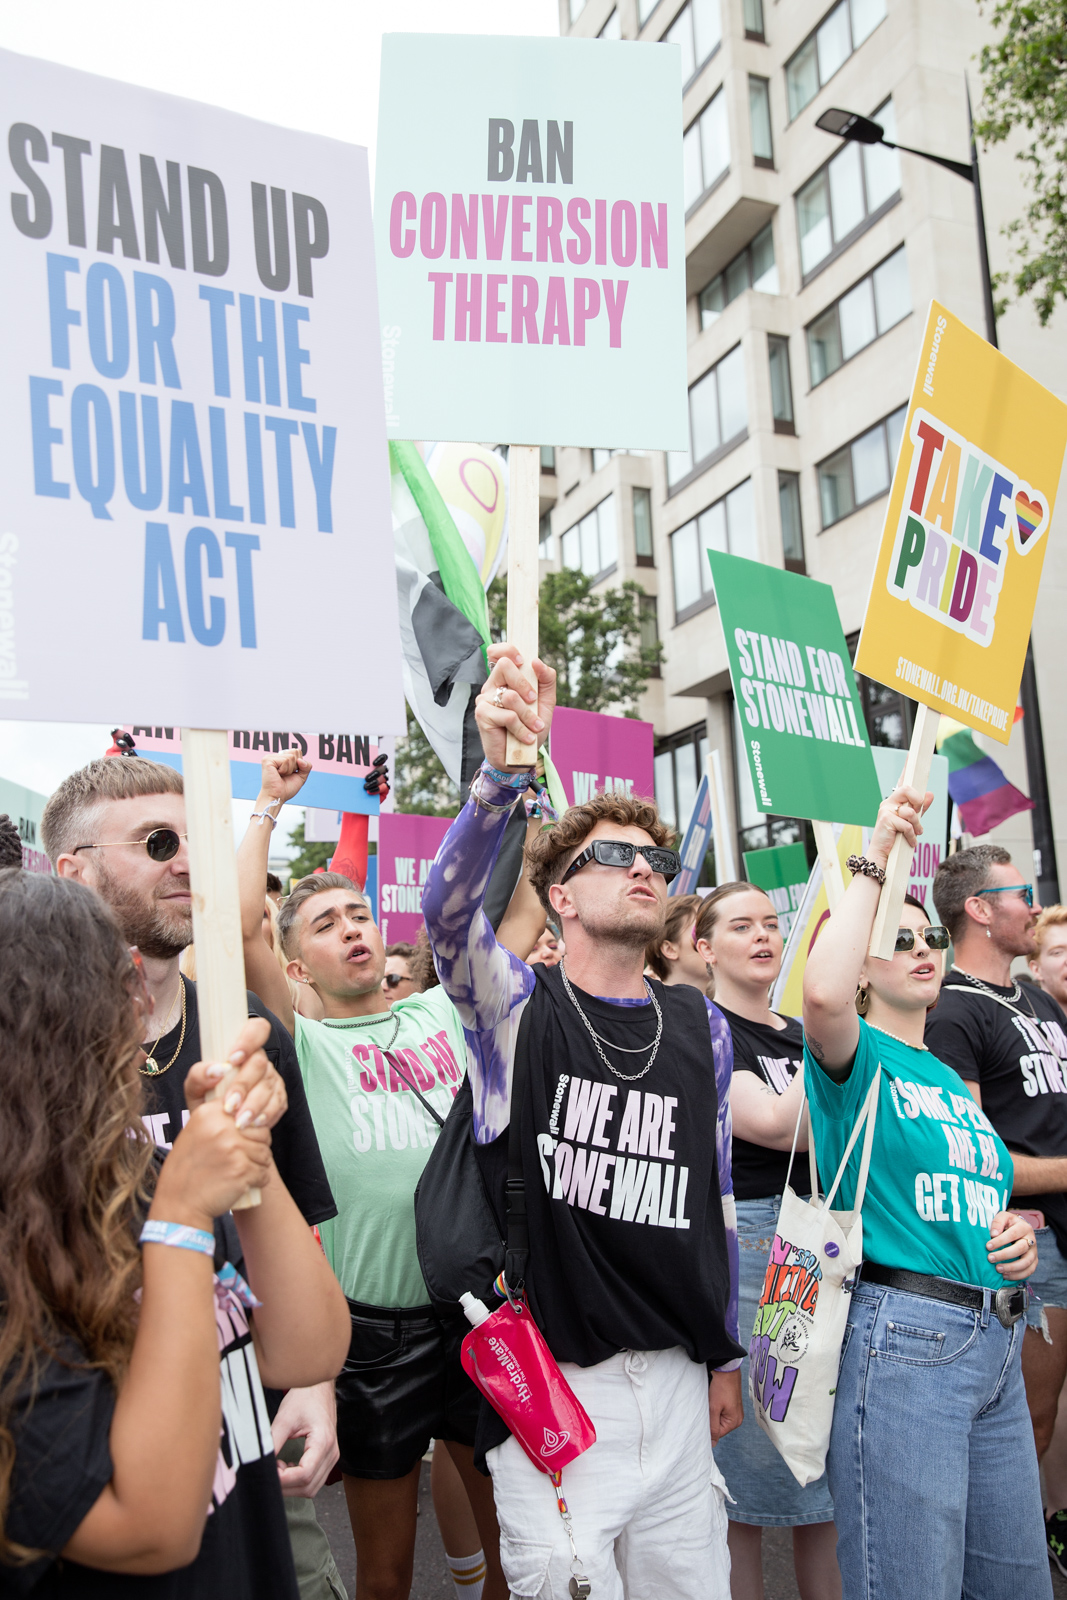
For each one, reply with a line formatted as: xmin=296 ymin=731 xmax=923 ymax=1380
xmin=936 ymin=717 xmax=1033 ymax=837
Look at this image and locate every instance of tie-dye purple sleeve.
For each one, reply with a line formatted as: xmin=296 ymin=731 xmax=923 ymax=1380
xmin=421 ymin=775 xmax=535 ymax=1145
xmin=708 ymin=996 xmax=741 ymax=1370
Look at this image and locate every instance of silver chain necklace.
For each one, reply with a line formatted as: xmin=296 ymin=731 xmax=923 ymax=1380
xmin=325 ymin=1010 xmax=403 ymax=1052
xmin=559 ymin=959 xmax=663 ymax=1082
xmin=951 ymin=966 xmax=1023 ymax=1005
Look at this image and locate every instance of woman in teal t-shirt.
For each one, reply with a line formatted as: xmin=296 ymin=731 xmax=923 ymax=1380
xmin=803 ymin=782 xmax=1047 ymax=1600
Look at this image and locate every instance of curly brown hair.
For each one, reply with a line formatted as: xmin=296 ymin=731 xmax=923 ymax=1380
xmin=525 ymin=792 xmax=674 ymax=914
xmin=0 ymin=870 xmax=155 ymax=1564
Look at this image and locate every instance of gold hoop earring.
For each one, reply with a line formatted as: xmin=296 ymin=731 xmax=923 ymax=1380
xmin=855 ymin=985 xmax=870 ymax=1016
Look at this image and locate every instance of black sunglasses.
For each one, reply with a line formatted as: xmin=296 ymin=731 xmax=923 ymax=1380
xmin=72 ymin=828 xmax=185 ymax=863
xmin=560 ymin=839 xmax=680 ymax=885
xmin=895 ymin=925 xmax=950 ymax=952
xmin=383 ymin=972 xmax=409 ymax=990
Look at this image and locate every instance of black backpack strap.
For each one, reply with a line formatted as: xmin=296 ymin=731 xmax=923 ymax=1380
xmin=504 ymin=988 xmax=534 ymax=1295
xmin=387 ymin=1055 xmax=446 ymax=1128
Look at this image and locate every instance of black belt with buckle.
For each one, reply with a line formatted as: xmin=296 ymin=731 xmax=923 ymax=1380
xmin=859 ymin=1262 xmax=1027 ymax=1328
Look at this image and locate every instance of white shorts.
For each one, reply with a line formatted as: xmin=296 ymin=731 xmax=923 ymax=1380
xmin=487 ymin=1345 xmax=731 ymax=1600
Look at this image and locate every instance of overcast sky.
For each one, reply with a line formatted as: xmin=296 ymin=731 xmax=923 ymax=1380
xmin=0 ymin=0 xmax=558 ymax=819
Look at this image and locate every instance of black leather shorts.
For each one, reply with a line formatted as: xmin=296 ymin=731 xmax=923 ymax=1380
xmin=335 ymin=1298 xmax=481 ymax=1479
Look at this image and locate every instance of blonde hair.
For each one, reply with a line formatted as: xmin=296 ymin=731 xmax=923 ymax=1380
xmin=1033 ymin=905 xmax=1067 ymax=954
xmin=41 ymin=757 xmax=183 ymax=864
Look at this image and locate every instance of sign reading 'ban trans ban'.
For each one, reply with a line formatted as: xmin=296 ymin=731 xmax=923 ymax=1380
xmin=855 ymin=302 xmax=1067 ymax=744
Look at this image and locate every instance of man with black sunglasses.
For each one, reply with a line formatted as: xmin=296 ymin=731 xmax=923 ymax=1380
xmin=41 ymin=757 xmax=348 ymax=1600
xmin=928 ymin=843 xmax=1067 ymax=1541
xmin=422 ymin=642 xmax=743 ymax=1600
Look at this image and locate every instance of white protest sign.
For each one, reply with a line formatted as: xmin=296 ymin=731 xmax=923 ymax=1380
xmin=373 ymin=35 xmax=688 ymax=449
xmin=0 ymin=48 xmax=403 ymax=733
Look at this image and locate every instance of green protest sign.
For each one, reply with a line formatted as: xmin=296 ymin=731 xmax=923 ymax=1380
xmin=708 ymin=552 xmax=882 ymax=825
xmin=743 ymin=841 xmax=809 ymax=940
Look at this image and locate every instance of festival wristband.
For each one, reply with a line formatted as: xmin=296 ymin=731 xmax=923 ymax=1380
xmin=481 ymin=761 xmax=534 ymax=788
xmin=139 ymin=1219 xmax=215 ymax=1255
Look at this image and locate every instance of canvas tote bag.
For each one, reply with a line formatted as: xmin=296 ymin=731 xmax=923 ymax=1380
xmin=749 ymin=1068 xmax=880 ymax=1485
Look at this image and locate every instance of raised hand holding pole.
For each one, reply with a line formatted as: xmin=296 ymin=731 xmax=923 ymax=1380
xmin=867 ymin=703 xmax=939 ymax=960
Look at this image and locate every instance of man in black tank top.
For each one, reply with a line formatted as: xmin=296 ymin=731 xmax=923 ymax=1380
xmin=424 ymin=643 xmax=743 ymax=1600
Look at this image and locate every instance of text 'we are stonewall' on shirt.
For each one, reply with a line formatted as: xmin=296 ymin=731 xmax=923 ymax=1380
xmin=804 ymin=1018 xmax=1014 ymax=1291
xmin=716 ymin=1006 xmax=807 ymax=1202
xmin=925 ymin=975 xmax=1067 ymax=1257
xmin=295 ymin=985 xmax=467 ymax=1308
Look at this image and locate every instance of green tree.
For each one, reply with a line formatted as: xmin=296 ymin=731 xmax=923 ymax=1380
xmin=393 ymin=702 xmax=462 ymax=816
xmin=391 ymin=570 xmax=662 ymax=811
xmin=977 ymin=0 xmax=1067 ymax=325
xmin=285 ymin=817 xmax=333 ymax=881
xmin=488 ymin=568 xmax=661 ymax=715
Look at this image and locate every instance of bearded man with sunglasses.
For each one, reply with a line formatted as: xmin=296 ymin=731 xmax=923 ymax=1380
xmin=422 ymin=642 xmax=743 ymax=1600
xmin=41 ymin=757 xmax=349 ymax=1600
xmin=928 ymin=848 xmax=1067 ymax=1515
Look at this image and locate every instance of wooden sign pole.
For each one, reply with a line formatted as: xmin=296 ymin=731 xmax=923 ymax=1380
xmin=504 ymin=446 xmax=542 ymax=769
xmin=868 ymin=702 xmax=940 ymax=961
xmin=182 ymin=727 xmax=260 ymax=1208
xmin=811 ymin=820 xmax=845 ymax=912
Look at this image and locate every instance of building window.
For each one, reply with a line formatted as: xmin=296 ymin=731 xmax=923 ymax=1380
xmin=743 ymin=0 xmax=765 ymax=39
xmin=539 ymin=512 xmax=553 ymax=560
xmin=639 ymin=594 xmax=661 ymax=675
xmin=654 ymin=725 xmax=709 ymax=833
xmin=768 ymin=335 xmax=794 ymax=434
xmin=671 ymin=479 xmax=755 ymax=620
xmin=667 ymin=344 xmax=747 ymax=488
xmin=683 ymin=89 xmax=729 ymax=211
xmin=779 ymin=472 xmax=805 ymax=573
xmin=663 ymin=0 xmax=722 ymax=87
xmin=569 ymin=0 xmax=587 ymax=22
xmin=846 ymin=630 xmax=912 ymax=748
xmin=806 ymin=245 xmax=910 ymax=387
xmin=795 ymin=99 xmax=900 ymax=278
xmin=785 ymin=0 xmax=887 ymax=120
xmin=699 ymin=223 xmax=777 ymax=328
xmin=638 ymin=0 xmax=659 ymax=23
xmin=540 ymin=445 xmax=556 ymax=473
xmin=749 ymin=77 xmax=774 ymax=166
xmin=818 ymin=404 xmax=907 ymax=529
xmin=633 ymin=486 xmax=655 ymax=564
xmin=561 ymin=494 xmax=618 ymax=580
xmin=599 ymin=7 xmax=622 ymax=37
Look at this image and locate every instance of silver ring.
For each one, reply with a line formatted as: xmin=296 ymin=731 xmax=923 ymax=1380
xmin=492 ymin=685 xmax=506 ymax=709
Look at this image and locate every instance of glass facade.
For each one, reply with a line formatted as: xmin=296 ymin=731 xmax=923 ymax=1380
xmin=796 ymin=100 xmax=900 ymax=276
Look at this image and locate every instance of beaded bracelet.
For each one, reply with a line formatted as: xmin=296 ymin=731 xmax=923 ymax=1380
xmin=846 ymin=853 xmax=887 ymax=886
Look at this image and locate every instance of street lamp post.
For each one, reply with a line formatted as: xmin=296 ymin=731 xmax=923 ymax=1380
xmin=816 ymin=93 xmax=1060 ymax=903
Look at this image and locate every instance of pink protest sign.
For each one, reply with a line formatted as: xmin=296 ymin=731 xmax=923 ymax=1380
xmin=121 ymin=725 xmax=386 ymax=813
xmin=378 ymin=813 xmax=453 ymax=945
xmin=549 ymin=708 xmax=655 ymax=807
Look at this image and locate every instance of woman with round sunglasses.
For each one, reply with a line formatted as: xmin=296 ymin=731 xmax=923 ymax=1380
xmin=802 ymin=785 xmax=1048 ymax=1599
xmin=692 ymin=882 xmax=840 ymax=1600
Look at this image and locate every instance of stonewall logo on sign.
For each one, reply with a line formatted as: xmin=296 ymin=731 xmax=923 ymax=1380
xmin=856 ymin=302 xmax=1067 ymax=745
xmin=886 ymin=406 xmax=1049 ymax=650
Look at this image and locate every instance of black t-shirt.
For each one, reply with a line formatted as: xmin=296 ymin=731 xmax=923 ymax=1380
xmin=716 ymin=1007 xmax=807 ymax=1202
xmin=925 ymin=973 xmax=1067 ymax=1254
xmin=140 ymin=978 xmax=335 ymax=1230
xmin=4 ymin=1294 xmax=299 ymax=1600
xmin=477 ymin=964 xmax=742 ymax=1370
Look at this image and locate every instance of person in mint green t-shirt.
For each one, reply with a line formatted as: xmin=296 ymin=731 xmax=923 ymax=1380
xmin=801 ymin=781 xmax=1047 ymax=1600
xmin=235 ymin=754 xmax=542 ymax=1600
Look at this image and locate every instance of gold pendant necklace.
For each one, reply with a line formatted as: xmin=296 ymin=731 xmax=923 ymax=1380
xmin=140 ymin=980 xmax=188 ymax=1077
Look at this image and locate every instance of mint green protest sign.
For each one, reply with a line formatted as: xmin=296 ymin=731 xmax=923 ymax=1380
xmin=373 ymin=35 xmax=688 ymax=449
xmin=709 ymin=552 xmax=882 ymax=825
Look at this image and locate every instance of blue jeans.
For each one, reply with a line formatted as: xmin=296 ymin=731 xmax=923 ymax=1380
xmin=714 ymin=1197 xmax=834 ymax=1526
xmin=829 ymin=1280 xmax=1050 ymax=1599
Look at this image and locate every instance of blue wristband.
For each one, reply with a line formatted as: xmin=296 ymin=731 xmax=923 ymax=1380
xmin=481 ymin=760 xmax=534 ymax=788
xmin=140 ymin=1219 xmax=215 ymax=1255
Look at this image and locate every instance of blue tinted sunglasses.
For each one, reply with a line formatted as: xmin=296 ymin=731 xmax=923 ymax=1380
xmin=976 ymin=884 xmax=1034 ymax=908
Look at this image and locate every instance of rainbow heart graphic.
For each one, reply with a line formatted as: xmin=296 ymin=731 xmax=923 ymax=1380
xmin=1016 ymin=490 xmax=1043 ymax=545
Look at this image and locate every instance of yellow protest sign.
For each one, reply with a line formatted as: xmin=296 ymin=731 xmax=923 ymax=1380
xmin=855 ymin=302 xmax=1067 ymax=745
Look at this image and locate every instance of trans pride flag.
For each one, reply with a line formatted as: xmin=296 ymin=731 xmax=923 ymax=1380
xmin=936 ymin=716 xmax=1033 ymax=837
